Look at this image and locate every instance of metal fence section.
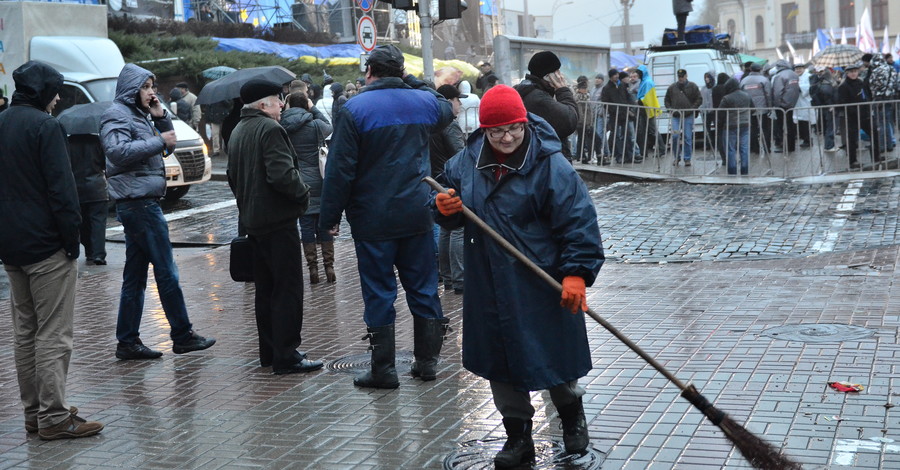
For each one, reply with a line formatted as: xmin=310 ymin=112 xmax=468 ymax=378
xmin=568 ymin=99 xmax=900 ymax=181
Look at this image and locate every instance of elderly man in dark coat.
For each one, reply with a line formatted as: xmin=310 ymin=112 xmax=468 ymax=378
xmin=513 ymin=51 xmax=578 ymax=162
xmin=436 ymin=85 xmax=604 ymax=468
xmin=228 ymin=80 xmax=323 ymax=375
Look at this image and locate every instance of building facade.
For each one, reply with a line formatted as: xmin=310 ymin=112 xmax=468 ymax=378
xmin=716 ymin=0 xmax=899 ymax=60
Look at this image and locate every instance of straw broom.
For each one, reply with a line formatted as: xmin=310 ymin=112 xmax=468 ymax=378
xmin=424 ymin=176 xmax=801 ymax=470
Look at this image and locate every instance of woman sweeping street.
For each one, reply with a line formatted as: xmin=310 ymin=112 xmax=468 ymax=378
xmin=435 ymin=84 xmax=604 ymax=468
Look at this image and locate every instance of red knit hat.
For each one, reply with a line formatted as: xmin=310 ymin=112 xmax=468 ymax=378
xmin=479 ymin=84 xmax=528 ymax=128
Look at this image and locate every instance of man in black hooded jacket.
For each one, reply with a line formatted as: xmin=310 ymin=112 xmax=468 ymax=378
xmin=0 ymin=60 xmax=104 ymax=440
xmin=514 ymin=51 xmax=578 ymax=161
xmin=838 ymin=63 xmax=881 ymax=169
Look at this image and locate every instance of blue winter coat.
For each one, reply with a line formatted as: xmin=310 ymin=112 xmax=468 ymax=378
xmin=437 ymin=114 xmax=605 ymax=391
xmin=318 ymin=76 xmax=453 ymax=240
xmin=101 ymin=63 xmax=174 ymax=200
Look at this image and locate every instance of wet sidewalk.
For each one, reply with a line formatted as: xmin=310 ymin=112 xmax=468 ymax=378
xmin=2 ymin=232 xmax=900 ymax=469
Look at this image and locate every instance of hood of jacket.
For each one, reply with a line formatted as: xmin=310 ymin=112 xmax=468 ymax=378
xmin=169 ymin=88 xmax=183 ymax=101
xmin=280 ymin=106 xmax=315 ymax=132
xmin=773 ymin=59 xmax=792 ymax=74
xmin=717 ymin=72 xmax=730 ymax=86
xmin=459 ymin=80 xmax=473 ymax=94
xmin=114 ymin=63 xmax=155 ymax=110
xmin=11 ymin=61 xmax=63 ymax=110
xmin=723 ymin=77 xmax=741 ymax=95
xmin=704 ymin=71 xmax=716 ymax=89
xmin=636 ymin=64 xmax=655 ymax=100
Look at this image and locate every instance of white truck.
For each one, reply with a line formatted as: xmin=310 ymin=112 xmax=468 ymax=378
xmin=0 ymin=1 xmax=210 ymax=201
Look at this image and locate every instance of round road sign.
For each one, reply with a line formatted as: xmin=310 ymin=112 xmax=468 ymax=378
xmin=356 ymin=0 xmax=375 ymax=12
xmin=357 ymin=15 xmax=377 ymax=52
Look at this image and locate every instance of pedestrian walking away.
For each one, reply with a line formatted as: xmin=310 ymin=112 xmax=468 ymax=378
xmin=434 ymin=84 xmax=604 ymax=468
xmin=318 ymin=45 xmax=454 ymax=389
xmin=228 ymin=80 xmax=324 ymax=375
xmin=101 ymin=63 xmax=216 ymax=360
xmin=280 ymin=91 xmax=335 ymax=285
xmin=0 ymin=60 xmax=104 ymax=440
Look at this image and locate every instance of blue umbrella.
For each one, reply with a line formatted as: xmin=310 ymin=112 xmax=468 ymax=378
xmin=202 ymin=66 xmax=237 ymax=80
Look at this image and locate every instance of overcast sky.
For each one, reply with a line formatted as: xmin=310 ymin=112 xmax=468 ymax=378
xmin=500 ymin=0 xmax=708 ymax=48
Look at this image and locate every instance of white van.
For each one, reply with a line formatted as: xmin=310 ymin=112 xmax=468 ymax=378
xmin=644 ymin=43 xmax=743 ymax=134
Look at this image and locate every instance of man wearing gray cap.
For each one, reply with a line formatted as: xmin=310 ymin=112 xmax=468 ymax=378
xmin=319 ymin=45 xmax=454 ymax=389
xmin=227 ymin=79 xmax=323 ymax=375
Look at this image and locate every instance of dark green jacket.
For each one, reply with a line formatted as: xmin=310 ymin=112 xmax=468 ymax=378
xmin=227 ymin=107 xmax=309 ymax=236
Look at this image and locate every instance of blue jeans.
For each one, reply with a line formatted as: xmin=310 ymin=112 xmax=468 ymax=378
xmin=438 ymin=227 xmax=464 ymax=290
xmin=671 ymin=113 xmax=694 ymax=161
xmin=594 ymin=116 xmax=609 ymax=157
xmin=299 ymin=214 xmax=333 ymax=244
xmin=354 ymin=232 xmax=444 ymax=327
xmin=727 ymin=127 xmax=750 ymax=175
xmin=115 ymin=199 xmax=193 ymax=345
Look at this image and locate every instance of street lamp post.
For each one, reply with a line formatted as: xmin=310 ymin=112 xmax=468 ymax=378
xmin=550 ymin=0 xmax=574 ymax=39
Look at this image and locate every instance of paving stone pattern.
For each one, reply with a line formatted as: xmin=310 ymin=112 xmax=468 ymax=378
xmin=2 ymin=178 xmax=900 ymax=468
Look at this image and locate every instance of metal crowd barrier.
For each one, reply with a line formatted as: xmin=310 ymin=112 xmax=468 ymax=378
xmin=571 ymin=100 xmax=900 ymax=180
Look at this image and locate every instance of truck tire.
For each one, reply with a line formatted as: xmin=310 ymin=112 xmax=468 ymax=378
xmin=164 ymin=185 xmax=190 ymax=202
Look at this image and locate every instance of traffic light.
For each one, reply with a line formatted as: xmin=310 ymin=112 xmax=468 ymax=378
xmin=438 ymin=0 xmax=467 ymax=19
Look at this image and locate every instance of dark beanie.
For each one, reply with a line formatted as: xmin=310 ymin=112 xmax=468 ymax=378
xmin=528 ymin=51 xmax=561 ymax=77
xmin=240 ymin=79 xmax=282 ymax=104
xmin=479 ymin=85 xmax=528 ymax=128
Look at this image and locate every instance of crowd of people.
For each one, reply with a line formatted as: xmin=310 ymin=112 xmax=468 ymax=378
xmin=567 ymin=52 xmax=900 ymax=175
xmin=0 ymin=47 xmax=606 ymax=469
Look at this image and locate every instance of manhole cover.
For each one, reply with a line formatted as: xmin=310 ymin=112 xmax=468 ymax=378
xmin=443 ymin=438 xmax=605 ymax=469
xmin=761 ymin=324 xmax=876 ymax=343
xmin=327 ymin=350 xmax=415 ymax=374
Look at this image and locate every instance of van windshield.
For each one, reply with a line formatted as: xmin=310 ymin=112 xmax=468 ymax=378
xmin=83 ymin=78 xmax=119 ymax=102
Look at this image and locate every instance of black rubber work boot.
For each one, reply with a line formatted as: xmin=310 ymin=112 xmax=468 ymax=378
xmin=353 ymin=324 xmax=399 ymax=389
xmin=410 ymin=316 xmax=450 ymax=381
xmin=494 ymin=418 xmax=535 ymax=468
xmin=558 ymin=397 xmax=590 ymax=455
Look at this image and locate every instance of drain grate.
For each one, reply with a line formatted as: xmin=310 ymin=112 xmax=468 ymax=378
xmin=327 ymin=350 xmax=415 ymax=374
xmin=443 ymin=438 xmax=605 ymax=469
xmin=761 ymin=323 xmax=876 ymax=343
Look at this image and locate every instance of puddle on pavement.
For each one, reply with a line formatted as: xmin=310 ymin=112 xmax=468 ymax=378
xmin=832 ymin=437 xmax=900 ymax=466
xmin=443 ymin=438 xmax=605 ymax=469
xmin=760 ymin=323 xmax=876 ymax=343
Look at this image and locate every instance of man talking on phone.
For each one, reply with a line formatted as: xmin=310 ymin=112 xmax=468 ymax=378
xmin=101 ymin=64 xmax=216 ymax=360
xmin=513 ymin=51 xmax=578 ymax=162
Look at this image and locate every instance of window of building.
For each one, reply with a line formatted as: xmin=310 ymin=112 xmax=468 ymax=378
xmin=810 ymin=0 xmax=825 ymax=31
xmin=755 ymin=15 xmax=765 ymax=44
xmin=872 ymin=0 xmax=888 ymax=30
xmin=782 ymin=3 xmax=798 ymax=36
xmin=839 ymin=0 xmax=855 ymax=28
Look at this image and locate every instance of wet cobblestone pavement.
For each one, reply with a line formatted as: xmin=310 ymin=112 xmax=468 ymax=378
xmin=2 ymin=174 xmax=900 ymax=469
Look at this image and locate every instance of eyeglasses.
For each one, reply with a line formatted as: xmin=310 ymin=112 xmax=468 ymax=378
xmin=486 ymin=124 xmax=525 ymax=140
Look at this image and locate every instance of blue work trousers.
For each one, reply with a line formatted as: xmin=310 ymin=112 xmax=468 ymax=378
xmin=354 ymin=232 xmax=444 ymax=327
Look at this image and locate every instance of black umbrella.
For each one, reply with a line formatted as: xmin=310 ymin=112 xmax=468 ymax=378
xmin=197 ymin=66 xmax=296 ymax=105
xmin=57 ymin=101 xmax=113 ymax=135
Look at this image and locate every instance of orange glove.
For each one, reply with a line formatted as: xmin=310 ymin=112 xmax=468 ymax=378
xmin=560 ymin=276 xmax=587 ymax=314
xmin=436 ymin=188 xmax=463 ymax=216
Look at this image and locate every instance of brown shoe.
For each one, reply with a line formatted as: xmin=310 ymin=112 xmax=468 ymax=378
xmin=25 ymin=406 xmax=78 ymax=433
xmin=38 ymin=411 xmax=103 ymax=440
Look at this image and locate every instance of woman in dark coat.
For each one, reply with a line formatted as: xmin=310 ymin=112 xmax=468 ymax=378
xmin=281 ymin=92 xmax=333 ymax=283
xmin=436 ymin=85 xmax=604 ymax=468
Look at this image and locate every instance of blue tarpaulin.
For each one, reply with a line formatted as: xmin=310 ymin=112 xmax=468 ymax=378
xmin=214 ymin=37 xmax=363 ymax=60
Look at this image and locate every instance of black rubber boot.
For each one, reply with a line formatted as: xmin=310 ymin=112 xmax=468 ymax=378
xmin=494 ymin=418 xmax=535 ymax=468
xmin=353 ymin=324 xmax=399 ymax=389
xmin=558 ymin=397 xmax=590 ymax=455
xmin=410 ymin=317 xmax=450 ymax=381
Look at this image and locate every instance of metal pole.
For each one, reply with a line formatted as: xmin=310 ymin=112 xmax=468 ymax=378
xmin=419 ymin=0 xmax=434 ymax=80
xmin=523 ymin=0 xmax=531 ymax=37
xmin=622 ymin=0 xmax=631 ymax=54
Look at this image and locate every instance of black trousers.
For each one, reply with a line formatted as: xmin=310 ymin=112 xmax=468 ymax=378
xmin=251 ymin=225 xmax=305 ymax=369
xmin=773 ymin=109 xmax=797 ymax=152
xmin=676 ymin=13 xmax=688 ymax=41
xmin=79 ymin=200 xmax=107 ymax=261
xmin=847 ymin=112 xmax=881 ymax=166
